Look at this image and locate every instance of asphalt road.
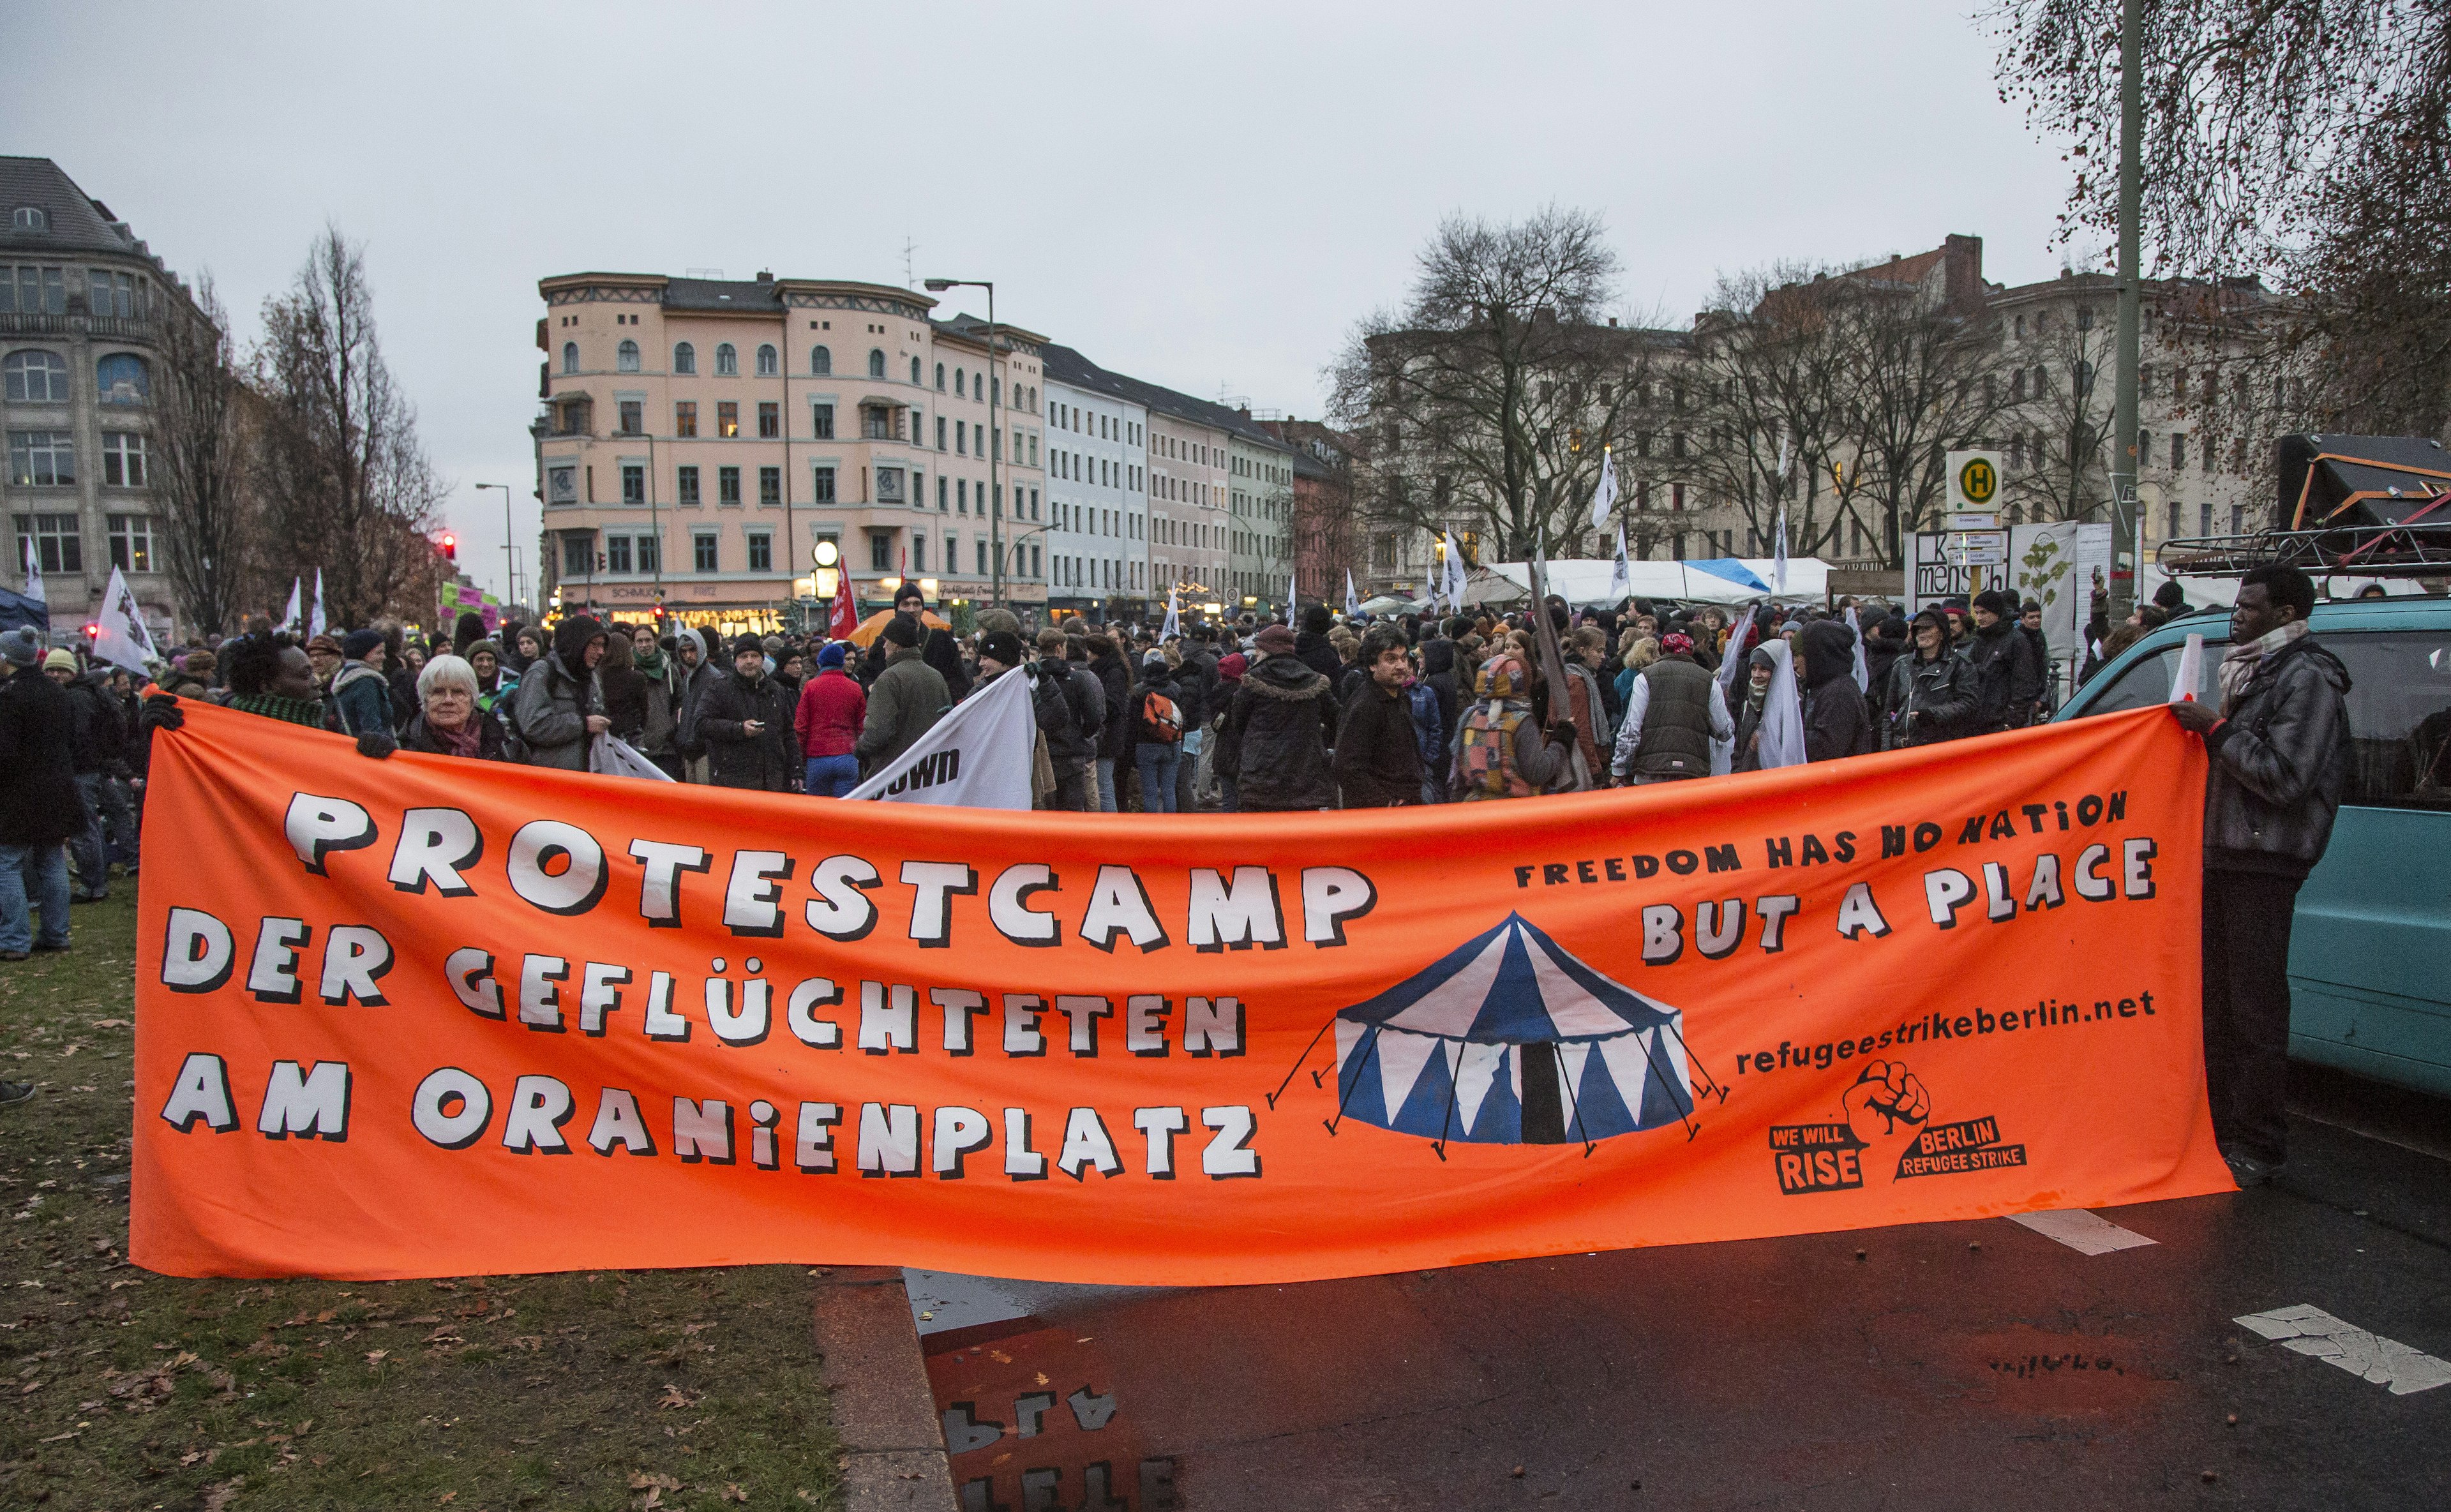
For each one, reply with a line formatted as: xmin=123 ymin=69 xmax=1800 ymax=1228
xmin=911 ymin=1070 xmax=2451 ymax=1511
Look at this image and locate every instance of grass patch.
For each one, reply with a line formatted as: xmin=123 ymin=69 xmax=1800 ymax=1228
xmin=2 ymin=890 xmax=843 ymax=1511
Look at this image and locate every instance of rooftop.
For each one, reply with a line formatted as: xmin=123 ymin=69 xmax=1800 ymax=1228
xmin=0 ymin=156 xmax=154 ymax=262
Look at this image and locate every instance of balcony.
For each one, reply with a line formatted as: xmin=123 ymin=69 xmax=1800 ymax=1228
xmin=0 ymin=311 xmax=158 ymax=343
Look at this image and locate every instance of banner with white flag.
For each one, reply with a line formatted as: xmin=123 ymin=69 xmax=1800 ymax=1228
xmin=94 ymin=566 xmax=158 ymax=675
xmin=1441 ymin=532 xmax=1466 ymax=613
xmin=23 ymin=536 xmax=44 ymax=605
xmin=1287 ymin=572 xmax=1298 ymax=621
xmin=1773 ymin=509 xmax=1789 ymax=594
xmin=1344 ymin=569 xmax=1360 ymax=618
xmin=845 ymin=662 xmax=1036 ymax=809
xmin=589 ymin=732 xmax=676 ymax=782
xmin=1160 ymin=585 xmax=1180 ymax=640
xmin=1843 ymin=604 xmax=1869 ymax=692
xmin=1588 ymin=446 xmax=1619 ymax=532
xmin=1608 ymin=525 xmax=1633 ymax=604
xmin=283 ymin=577 xmax=303 ymax=632
xmin=310 ymin=569 xmax=327 ymax=638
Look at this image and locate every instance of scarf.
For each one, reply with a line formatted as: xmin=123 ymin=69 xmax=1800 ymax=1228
xmin=229 ymin=692 xmax=325 ymax=728
xmin=633 ymin=644 xmax=669 ymax=682
xmin=430 ymin=717 xmax=482 ymax=758
xmin=2218 ymin=619 xmax=2307 ymax=712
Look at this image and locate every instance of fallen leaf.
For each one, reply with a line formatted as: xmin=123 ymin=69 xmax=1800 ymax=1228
xmin=628 ymin=1470 xmax=682 ymax=1490
xmin=724 ymin=1482 xmax=749 ymax=1503
xmin=438 ymin=1493 xmax=457 ymax=1505
xmin=202 ymin=1478 xmax=246 ymax=1511
xmin=658 ymin=1384 xmax=698 ymax=1409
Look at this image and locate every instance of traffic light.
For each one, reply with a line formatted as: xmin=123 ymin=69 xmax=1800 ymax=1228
xmin=440 ymin=532 xmax=458 ymax=562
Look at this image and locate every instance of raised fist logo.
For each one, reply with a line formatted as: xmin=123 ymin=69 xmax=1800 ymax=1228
xmin=1843 ymin=1061 xmax=1930 ymax=1146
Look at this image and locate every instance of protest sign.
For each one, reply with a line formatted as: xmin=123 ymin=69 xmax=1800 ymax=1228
xmin=844 ymin=662 xmax=1035 ymax=809
xmin=132 ymin=702 xmax=2228 ymax=1284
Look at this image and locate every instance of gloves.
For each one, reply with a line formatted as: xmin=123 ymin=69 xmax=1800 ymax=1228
xmin=137 ymin=693 xmax=185 ymax=733
xmin=355 ymin=731 xmax=398 ymax=760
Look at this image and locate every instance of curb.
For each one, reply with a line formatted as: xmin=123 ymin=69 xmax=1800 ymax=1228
xmin=811 ymin=1266 xmax=955 ymax=1512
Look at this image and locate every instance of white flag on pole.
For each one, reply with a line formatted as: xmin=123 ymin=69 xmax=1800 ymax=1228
xmin=282 ymin=577 xmax=302 ymax=631
xmin=310 ymin=568 xmax=327 ymax=637
xmin=846 ymin=661 xmax=1037 ymax=809
xmin=1441 ymin=532 xmax=1465 ymax=612
xmin=1344 ymin=569 xmax=1360 ymax=618
xmin=1588 ymin=446 xmax=1619 ymax=532
xmin=1161 ymin=583 xmax=1180 ymax=640
xmin=1773 ymin=509 xmax=1789 ymax=594
xmin=2169 ymin=633 xmax=2206 ymax=704
xmin=1609 ymin=524 xmax=1633 ymax=604
xmin=22 ymin=535 xmax=43 ymax=605
xmin=94 ymin=567 xmax=157 ymax=673
xmin=1286 ymin=572 xmax=1298 ymax=622
xmin=1843 ymin=604 xmax=1870 ymax=692
xmin=590 ymin=732 xmax=676 ymax=781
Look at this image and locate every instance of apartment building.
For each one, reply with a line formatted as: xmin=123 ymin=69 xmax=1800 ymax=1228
xmin=1224 ymin=419 xmax=1296 ymax=610
xmin=3 ymin=156 xmax=199 ymax=639
xmin=1040 ymin=343 xmax=1150 ymax=618
xmin=534 ymin=271 xmax=1046 ymax=631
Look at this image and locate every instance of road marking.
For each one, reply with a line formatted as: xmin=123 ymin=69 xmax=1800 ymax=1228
xmin=2234 ymin=1305 xmax=2451 ymax=1395
xmin=2006 ymin=1208 xmax=2157 ymax=1255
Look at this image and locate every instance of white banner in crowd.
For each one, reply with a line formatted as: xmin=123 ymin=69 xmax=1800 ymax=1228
xmin=589 ymin=732 xmax=675 ymax=782
xmin=844 ymin=661 xmax=1036 ymax=809
xmin=93 ymin=565 xmax=157 ymax=674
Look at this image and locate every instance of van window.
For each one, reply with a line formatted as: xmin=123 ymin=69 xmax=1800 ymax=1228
xmin=2086 ymin=643 xmax=2208 ymax=714
xmin=2323 ymin=630 xmax=2451 ymax=810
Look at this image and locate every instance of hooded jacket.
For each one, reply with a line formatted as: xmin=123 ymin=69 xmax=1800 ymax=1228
xmin=674 ymin=627 xmax=724 ymax=758
xmin=2203 ymin=633 xmax=2353 ymax=875
xmin=1965 ymin=616 xmax=2044 ymax=730
xmin=1799 ymin=620 xmax=1877 ymax=763
xmin=510 ymin=617 xmax=605 ymax=770
xmin=1219 ymin=654 xmax=1337 ymax=811
xmin=330 ymin=659 xmax=393 ymax=739
xmin=856 ymin=643 xmax=951 ymax=777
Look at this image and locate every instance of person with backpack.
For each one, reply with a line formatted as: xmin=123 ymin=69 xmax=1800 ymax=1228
xmin=1124 ymin=651 xmax=1186 ymax=812
xmin=1451 ymin=652 xmax=1576 ymax=802
xmin=1333 ymin=627 xmax=1424 ymax=809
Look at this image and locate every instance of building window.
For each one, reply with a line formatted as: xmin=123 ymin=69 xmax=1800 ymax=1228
xmin=694 ymin=532 xmax=720 ymax=573
xmin=877 ymin=466 xmax=905 ymax=504
xmin=910 ymin=356 xmax=922 ymax=385
xmin=101 ymin=431 xmax=147 ymax=486
xmin=937 ymin=475 xmax=948 ymax=511
xmin=618 ymin=400 xmax=642 ymax=435
xmin=7 ymin=431 xmax=74 ymax=486
xmin=758 ymin=401 xmax=779 ymax=438
xmin=12 ymin=207 xmax=50 ymax=232
xmin=673 ymin=341 xmax=696 ymax=375
xmin=675 ymin=401 xmax=697 ymax=437
xmin=935 ymin=363 xmax=946 ymax=391
xmin=2 ymin=265 xmax=66 ymax=315
xmin=107 ymin=513 xmax=153 ymax=572
xmin=811 ymin=403 xmax=835 ymax=440
xmin=562 ymin=534 xmax=592 ymax=576
xmin=718 ymin=466 xmax=742 ymax=505
xmin=677 ymin=465 xmax=700 ymax=504
xmin=3 ymin=350 xmax=69 ymax=402
xmin=862 ymin=404 xmax=894 ymax=441
xmin=868 ymin=348 xmax=886 ymax=378
xmin=756 ymin=344 xmax=779 ymax=378
xmin=872 ymin=532 xmax=894 ymax=573
xmin=748 ymin=531 xmax=773 ymax=573
xmin=15 ymin=513 xmax=82 ymax=573
xmin=96 ymin=272 xmax=144 ymax=319
xmin=2166 ymin=500 xmax=2182 ymax=539
xmin=606 ymin=534 xmax=633 ymax=574
xmin=562 ymin=341 xmax=578 ymax=374
xmin=621 ymin=464 xmax=645 ymax=504
xmin=760 ymin=466 xmax=781 ymax=506
xmin=716 ymin=343 xmax=738 ymax=376
xmin=936 ymin=415 xmax=947 ymax=451
xmin=811 ymin=464 xmax=836 ymax=503
xmin=1030 ymin=544 xmax=1041 ymax=578
xmin=955 ymin=421 xmax=967 ymax=455
xmin=96 ymin=353 xmax=148 ymax=403
xmin=957 ymin=478 xmax=967 ymax=513
xmin=811 ymin=345 xmax=831 ymax=375
xmin=548 ymin=465 xmax=576 ymax=504
xmin=910 ymin=533 xmax=926 ymax=572
xmin=975 ymin=538 xmax=987 ymax=575
xmin=617 ymin=340 xmax=640 ymax=373
xmin=718 ymin=401 xmax=738 ymax=438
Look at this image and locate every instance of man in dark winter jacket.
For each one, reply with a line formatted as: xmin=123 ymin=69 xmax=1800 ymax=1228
xmin=1218 ymin=624 xmax=1337 ymax=811
xmin=0 ymin=629 xmax=80 ymax=972
xmin=54 ymin=657 xmax=134 ymax=901
xmin=1086 ymin=633 xmax=1132 ymax=812
xmin=1964 ymin=588 xmax=2043 ymax=731
xmin=1799 ymin=619 xmax=1877 ymax=763
xmin=856 ymin=614 xmax=950 ymax=780
xmin=1333 ymin=627 xmax=1423 ymax=808
xmin=1863 ymin=610 xmax=1908 ymax=719
xmin=697 ymin=634 xmax=802 ymax=791
xmin=511 ymin=616 xmax=609 ymax=771
xmin=1882 ymin=608 xmax=1981 ymax=749
xmin=2171 ymin=564 xmax=2351 ymax=1186
xmin=672 ymin=627 xmax=723 ymax=775
xmin=1293 ymin=604 xmax=1343 ymax=688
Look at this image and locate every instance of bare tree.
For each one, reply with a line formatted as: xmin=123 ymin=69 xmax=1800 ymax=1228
xmin=147 ymin=276 xmax=257 ymax=633
xmin=1328 ymin=208 xmax=1665 ymax=562
xmin=1992 ymin=0 xmax=2451 ymax=438
xmin=253 ymin=226 xmax=448 ymax=627
xmin=1686 ymin=266 xmax=1855 ymax=559
xmin=1998 ymin=301 xmax=2118 ymax=523
xmin=1834 ymin=288 xmax=2010 ymax=562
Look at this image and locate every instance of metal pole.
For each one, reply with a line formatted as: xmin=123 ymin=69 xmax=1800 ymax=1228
xmin=987 ymin=283 xmax=1001 ymax=612
xmin=2111 ymin=0 xmax=2143 ymax=617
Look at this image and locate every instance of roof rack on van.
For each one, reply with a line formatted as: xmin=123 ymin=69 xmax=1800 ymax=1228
xmin=2159 ymin=515 xmax=2451 ymax=580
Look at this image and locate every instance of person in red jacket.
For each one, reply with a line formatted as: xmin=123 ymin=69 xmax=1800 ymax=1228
xmin=795 ymin=641 xmax=867 ymax=797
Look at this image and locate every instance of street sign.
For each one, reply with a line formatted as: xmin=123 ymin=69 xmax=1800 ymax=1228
xmin=1946 ymin=450 xmax=2004 ymax=511
xmin=1944 ymin=512 xmax=2000 ymax=531
xmin=1943 ymin=531 xmax=2009 ymax=567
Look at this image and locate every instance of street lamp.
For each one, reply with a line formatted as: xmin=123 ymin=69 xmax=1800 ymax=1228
xmin=811 ymin=537 xmax=840 ymax=601
xmin=476 ymin=483 xmax=520 ymax=607
xmin=923 ymin=276 xmax=1000 ymax=610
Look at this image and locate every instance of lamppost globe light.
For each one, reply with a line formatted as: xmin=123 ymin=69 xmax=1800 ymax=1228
xmin=923 ymin=278 xmax=956 ymax=292
xmin=811 ymin=538 xmax=839 ymax=568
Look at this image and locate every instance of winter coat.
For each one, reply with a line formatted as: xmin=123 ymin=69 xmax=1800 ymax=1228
xmin=388 ymin=664 xmax=420 ymax=732
xmin=1863 ymin=618 xmax=1907 ymax=712
xmin=509 ymin=650 xmax=601 ymax=771
xmin=1293 ymin=630 xmax=1344 ymax=688
xmin=64 ymin=673 xmax=128 ymax=776
xmin=698 ymin=668 xmax=802 ymax=791
xmin=598 ymin=660 xmax=652 ymax=745
xmin=400 ymin=708 xmax=511 ymax=761
xmin=855 ymin=645 xmax=950 ymax=777
xmin=1090 ymin=648 xmax=1134 ymax=761
xmin=0 ymin=666 xmax=85 ymax=845
xmin=794 ymin=668 xmax=867 ymax=760
xmin=1883 ymin=648 xmax=1982 ymax=748
xmin=1420 ymin=640 xmax=1463 ymax=742
xmin=923 ymin=628 xmax=972 ymax=705
xmin=1800 ymin=620 xmax=1876 ymax=763
xmin=1176 ymin=645 xmax=1221 ymax=730
xmin=1333 ymin=677 xmax=1424 ymax=809
xmin=330 ymin=661 xmax=394 ymax=739
xmin=1027 ymin=656 xmax=1105 ymax=772
xmin=1219 ymin=654 xmax=1337 ymax=811
xmin=1965 ymin=618 xmax=2043 ymax=731
xmin=674 ymin=631 xmax=723 ymax=758
xmin=2204 ymin=634 xmax=2354 ymax=877
xmin=1118 ymin=663 xmax=1183 ymax=764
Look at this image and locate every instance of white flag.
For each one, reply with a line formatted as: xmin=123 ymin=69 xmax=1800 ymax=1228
xmin=1588 ymin=446 xmax=1619 ymax=532
xmin=846 ymin=660 xmax=1037 ymax=810
xmin=1344 ymin=569 xmax=1360 ymax=618
xmin=1844 ymin=604 xmax=1870 ymax=692
xmin=1287 ymin=572 xmax=1298 ymax=622
xmin=93 ymin=566 xmax=156 ymax=674
xmin=2169 ymin=632 xmax=2206 ymax=705
xmin=283 ymin=577 xmax=302 ymax=631
xmin=1161 ymin=583 xmax=1180 ymax=640
xmin=1609 ymin=525 xmax=1633 ymax=603
xmin=1773 ymin=509 xmax=1789 ymax=594
xmin=1441 ymin=531 xmax=1465 ymax=612
xmin=310 ymin=568 xmax=327 ymax=638
xmin=589 ymin=731 xmax=675 ymax=781
xmin=22 ymin=535 xmax=43 ymax=605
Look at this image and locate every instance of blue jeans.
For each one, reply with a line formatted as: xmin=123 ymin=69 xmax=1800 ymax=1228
xmin=805 ymin=753 xmax=860 ymax=797
xmin=69 ymin=773 xmax=119 ymax=899
xmin=1095 ymin=757 xmax=1118 ymax=813
xmin=0 ymin=842 xmax=71 ymax=954
xmin=1135 ymin=744 xmax=1181 ymax=813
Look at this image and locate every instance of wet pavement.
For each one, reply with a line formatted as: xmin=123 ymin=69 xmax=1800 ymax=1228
xmin=909 ymin=1072 xmax=2451 ymax=1510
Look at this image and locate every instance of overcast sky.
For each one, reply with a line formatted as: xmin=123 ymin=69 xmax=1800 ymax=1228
xmin=10 ymin=1 xmax=2086 ymax=603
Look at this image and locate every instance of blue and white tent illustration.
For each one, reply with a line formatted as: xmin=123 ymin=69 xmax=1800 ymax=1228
xmin=1328 ymin=913 xmax=1695 ymax=1148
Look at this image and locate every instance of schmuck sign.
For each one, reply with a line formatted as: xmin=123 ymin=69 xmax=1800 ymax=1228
xmin=131 ymin=703 xmax=2230 ymax=1283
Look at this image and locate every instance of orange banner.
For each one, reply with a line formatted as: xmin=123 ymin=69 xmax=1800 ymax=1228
xmin=131 ymin=702 xmax=2229 ymax=1283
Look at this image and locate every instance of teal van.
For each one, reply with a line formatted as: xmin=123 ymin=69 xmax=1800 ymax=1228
xmin=2057 ymin=595 xmax=2451 ymax=1098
